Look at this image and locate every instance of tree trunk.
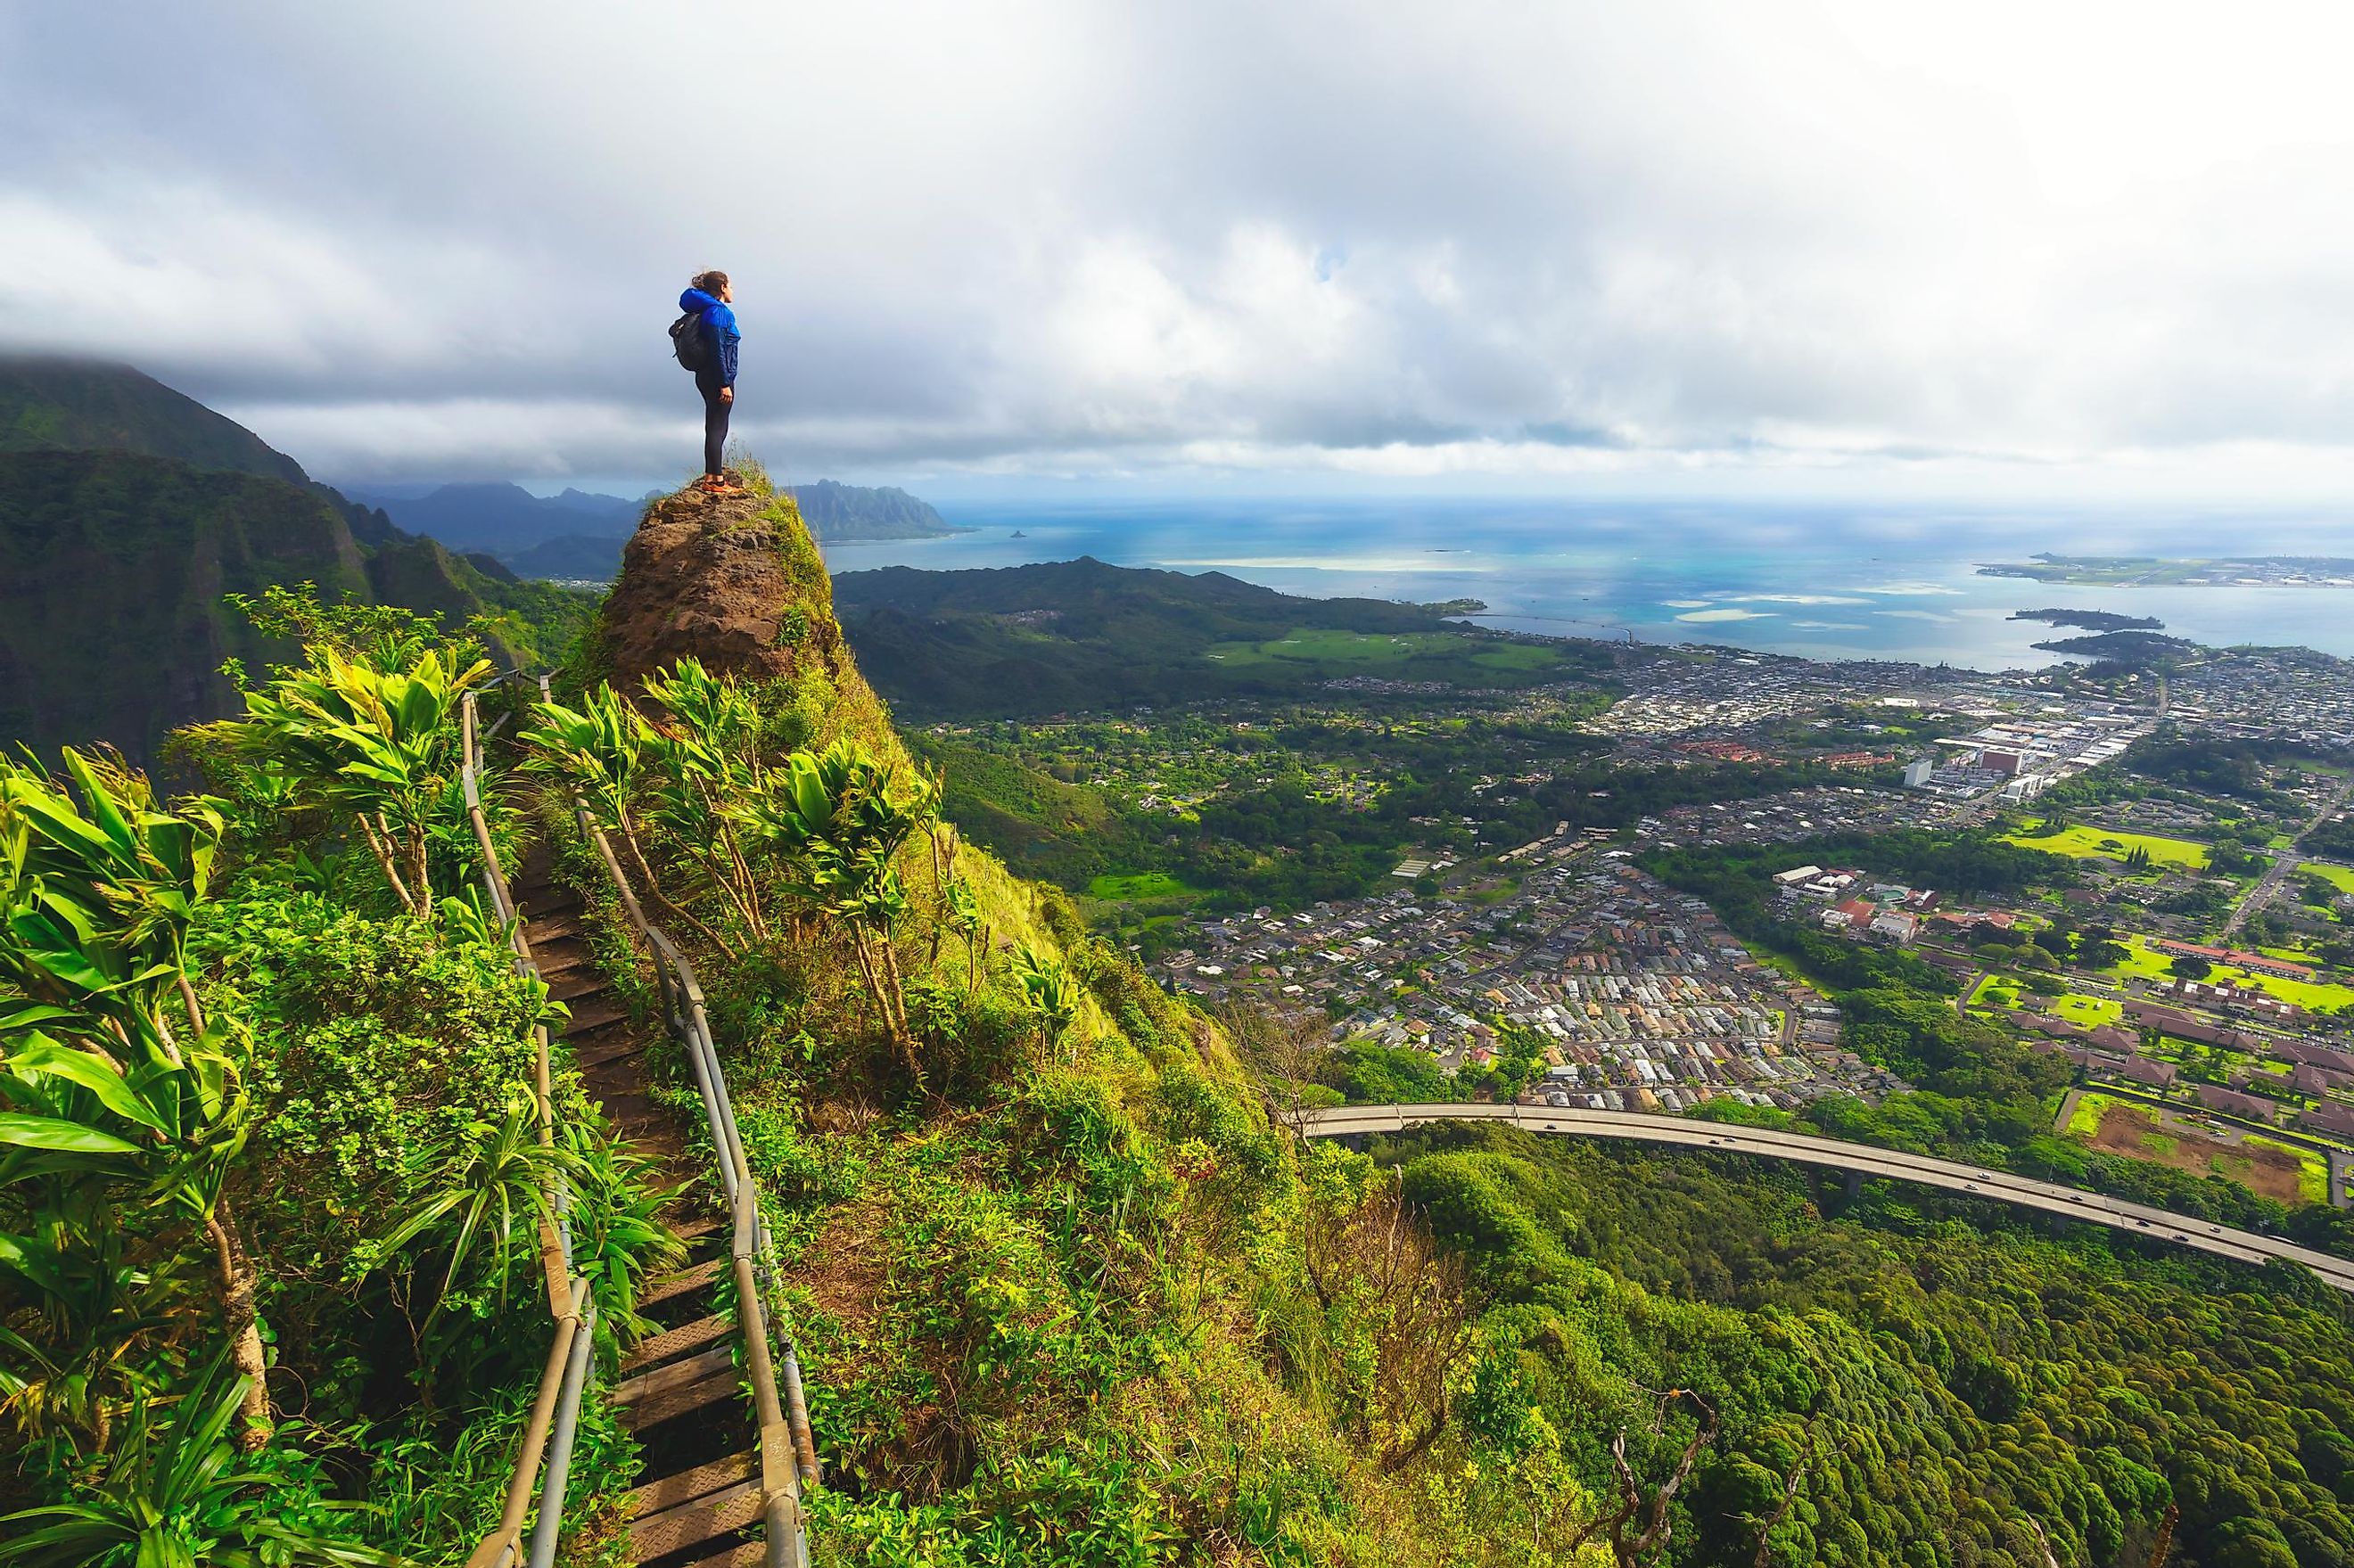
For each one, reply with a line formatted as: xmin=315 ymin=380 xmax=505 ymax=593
xmin=206 ymin=1195 xmax=272 ymax=1450
xmin=357 ymin=813 xmax=417 ymax=914
xmin=619 ymin=819 xmax=737 ymax=956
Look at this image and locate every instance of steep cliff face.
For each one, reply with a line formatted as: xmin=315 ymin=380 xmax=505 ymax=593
xmin=597 ymin=484 xmax=852 ymax=694
xmin=0 ymin=449 xmax=370 ymax=763
xmin=0 ymin=361 xmax=596 ymax=765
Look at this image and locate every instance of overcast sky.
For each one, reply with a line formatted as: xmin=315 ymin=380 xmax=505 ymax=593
xmin=10 ymin=1 xmax=2354 ymax=498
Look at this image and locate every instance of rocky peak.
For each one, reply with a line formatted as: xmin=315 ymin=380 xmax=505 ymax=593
xmin=597 ymin=483 xmax=850 ymax=694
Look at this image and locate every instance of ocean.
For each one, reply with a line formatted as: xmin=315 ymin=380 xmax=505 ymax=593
xmin=812 ymin=498 xmax=2354 ymax=670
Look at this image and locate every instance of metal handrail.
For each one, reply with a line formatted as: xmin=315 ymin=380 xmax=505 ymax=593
xmin=460 ymin=690 xmax=596 ymax=1568
xmin=541 ymin=675 xmax=819 ymax=1568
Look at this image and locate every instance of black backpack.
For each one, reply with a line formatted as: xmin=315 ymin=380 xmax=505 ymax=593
xmin=670 ymin=310 xmax=709 ymax=372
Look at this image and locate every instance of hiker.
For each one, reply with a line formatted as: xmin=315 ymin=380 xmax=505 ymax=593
xmin=675 ymin=269 xmax=741 ymax=494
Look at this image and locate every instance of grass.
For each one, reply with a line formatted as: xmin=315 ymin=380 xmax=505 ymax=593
xmin=2048 ymin=992 xmax=2124 ymax=1028
xmin=1204 ymin=628 xmax=1564 ymax=678
xmin=1086 ymin=871 xmax=1198 ymax=901
xmin=2301 ymin=861 xmax=2354 ymax=896
xmin=2086 ymin=933 xmax=2354 ymax=1012
xmin=2004 ymin=823 xmax=2210 ymax=871
xmin=2065 ymin=1089 xmax=2133 ymax=1137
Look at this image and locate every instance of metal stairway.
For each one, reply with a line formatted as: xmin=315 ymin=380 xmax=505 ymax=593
xmin=512 ymin=862 xmax=771 ymax=1568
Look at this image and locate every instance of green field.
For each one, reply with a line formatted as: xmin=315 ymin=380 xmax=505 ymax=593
xmin=1205 ymin=628 xmax=1562 ymax=677
xmin=1087 ymin=871 xmax=1198 ymax=901
xmin=2004 ymin=823 xmax=2210 ymax=871
xmin=2301 ymin=861 xmax=2354 ymax=896
xmin=2047 ymin=991 xmax=2124 ymax=1028
xmin=2090 ymin=933 xmax=2354 ymax=1014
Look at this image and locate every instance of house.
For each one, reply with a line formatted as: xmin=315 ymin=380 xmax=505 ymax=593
xmin=2289 ymin=1063 xmax=2349 ymax=1096
xmin=2300 ymin=1102 xmax=2354 ymax=1140
xmin=2119 ymin=1056 xmax=2177 ymax=1089
xmin=2088 ymin=1025 xmax=2138 ymax=1055
xmin=2194 ymin=1083 xmax=2276 ymax=1121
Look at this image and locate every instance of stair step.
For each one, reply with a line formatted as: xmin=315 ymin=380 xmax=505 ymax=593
xmin=670 ymin=1212 xmax=726 ymax=1243
xmin=577 ymin=1033 xmax=649 ymax=1072
xmin=548 ymin=971 xmax=607 ymax=1003
xmin=614 ymin=1345 xmax=737 ymax=1407
xmin=561 ymin=997 xmax=630 ymax=1037
xmin=640 ymin=1258 xmax=726 ymax=1308
xmin=673 ymin=1541 xmax=767 ymax=1568
xmin=629 ymin=1478 xmax=761 ymax=1560
xmin=529 ymin=942 xmax=593 ymax=977
xmin=622 ymin=1363 xmax=745 ymax=1430
xmin=627 ymin=1449 xmax=755 ymax=1517
xmin=624 ymin=1313 xmax=734 ymax=1375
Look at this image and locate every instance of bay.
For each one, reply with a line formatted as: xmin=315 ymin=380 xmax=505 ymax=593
xmin=814 ymin=498 xmax=2354 ymax=670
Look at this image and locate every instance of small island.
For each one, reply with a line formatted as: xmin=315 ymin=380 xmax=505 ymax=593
xmin=2011 ymin=607 xmax=2165 ymax=632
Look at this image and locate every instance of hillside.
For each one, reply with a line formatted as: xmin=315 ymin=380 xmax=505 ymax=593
xmin=0 ymin=355 xmax=306 ymax=482
xmin=0 ymin=363 xmax=594 ymax=763
xmin=831 ymin=556 xmax=1598 ymax=717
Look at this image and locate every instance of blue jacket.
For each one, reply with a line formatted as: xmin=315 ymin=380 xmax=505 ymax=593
xmin=680 ymin=287 xmax=739 ymax=386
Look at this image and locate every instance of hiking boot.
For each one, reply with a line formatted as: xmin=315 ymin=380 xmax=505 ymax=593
xmin=694 ymin=475 xmax=745 ymax=496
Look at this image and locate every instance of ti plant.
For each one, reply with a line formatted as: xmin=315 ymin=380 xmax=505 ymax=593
xmin=758 ymin=741 xmax=942 ymax=1078
xmin=0 ymin=750 xmax=274 ymax=1449
xmin=224 ymin=642 xmax=491 ymax=918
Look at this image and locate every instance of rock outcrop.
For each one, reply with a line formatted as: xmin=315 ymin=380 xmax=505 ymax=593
xmin=598 ymin=483 xmax=853 ymax=695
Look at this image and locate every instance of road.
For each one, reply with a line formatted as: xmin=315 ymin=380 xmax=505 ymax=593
xmin=1298 ymin=1102 xmax=2354 ymax=1293
xmin=2224 ymin=773 xmax=2354 ymax=937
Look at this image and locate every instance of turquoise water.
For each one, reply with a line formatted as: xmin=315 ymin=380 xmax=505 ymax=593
xmin=815 ymin=499 xmax=2354 ymax=670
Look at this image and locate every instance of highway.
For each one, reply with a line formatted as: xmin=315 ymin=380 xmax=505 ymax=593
xmin=1297 ymin=1102 xmax=2354 ymax=1294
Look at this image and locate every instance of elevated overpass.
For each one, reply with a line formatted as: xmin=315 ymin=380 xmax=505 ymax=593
xmin=1299 ymin=1102 xmax=2354 ymax=1294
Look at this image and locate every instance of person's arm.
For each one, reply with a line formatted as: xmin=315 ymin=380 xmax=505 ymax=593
xmin=717 ymin=308 xmax=740 ymax=388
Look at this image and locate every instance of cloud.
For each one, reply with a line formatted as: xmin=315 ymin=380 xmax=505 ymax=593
xmin=1792 ymin=620 xmax=1870 ymax=630
xmin=1875 ymin=609 xmax=1956 ymax=622
xmin=12 ymin=2 xmax=2354 ymax=488
xmin=1735 ymin=594 xmax=1872 ymax=605
xmin=1676 ymin=607 xmax=1776 ymax=622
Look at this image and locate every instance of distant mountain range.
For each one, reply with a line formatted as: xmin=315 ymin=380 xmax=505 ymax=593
xmin=0 ymin=357 xmax=592 ymax=766
xmin=350 ymin=476 xmax=965 ymax=581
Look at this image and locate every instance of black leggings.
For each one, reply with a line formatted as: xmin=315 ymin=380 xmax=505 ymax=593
xmin=696 ymin=368 xmax=731 ymax=476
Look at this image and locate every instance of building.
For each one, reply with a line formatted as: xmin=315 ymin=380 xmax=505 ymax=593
xmin=2119 ymin=1056 xmax=2178 ymax=1089
xmin=2194 ymin=1083 xmax=2276 ymax=1121
xmin=1869 ymin=908 xmax=1921 ymax=943
xmin=1902 ymin=758 xmax=1936 ymax=788
xmin=2300 ymin=1103 xmax=2354 ymax=1140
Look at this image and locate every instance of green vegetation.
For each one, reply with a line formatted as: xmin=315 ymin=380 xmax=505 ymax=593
xmin=2305 ymin=861 xmax=2354 ymax=896
xmin=830 ymin=556 xmax=1605 ymax=719
xmin=1086 ymin=870 xmax=1196 ymax=900
xmin=1371 ymin=1121 xmax=2354 ymax=1568
xmin=2004 ymin=821 xmax=2211 ymax=870
xmin=0 ymin=599 xmax=663 ymax=1561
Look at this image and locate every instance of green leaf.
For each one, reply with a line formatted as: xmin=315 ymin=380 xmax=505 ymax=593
xmin=0 ymin=1112 xmax=144 ymax=1155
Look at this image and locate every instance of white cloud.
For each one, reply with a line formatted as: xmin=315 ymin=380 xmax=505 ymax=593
xmin=1676 ymin=608 xmax=1776 ymax=623
xmin=11 ymin=1 xmax=2354 ymax=490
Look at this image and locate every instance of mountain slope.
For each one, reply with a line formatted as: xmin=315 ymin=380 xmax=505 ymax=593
xmin=830 ymin=555 xmax=1585 ymax=717
xmin=0 ymin=356 xmax=307 ymax=482
xmin=788 ymin=479 xmax=961 ymax=540
xmin=0 ymin=449 xmax=367 ymax=764
xmin=0 ymin=362 xmax=596 ymax=765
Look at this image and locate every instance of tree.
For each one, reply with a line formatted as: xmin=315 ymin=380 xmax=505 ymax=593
xmin=2170 ymin=954 xmax=2213 ymax=981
